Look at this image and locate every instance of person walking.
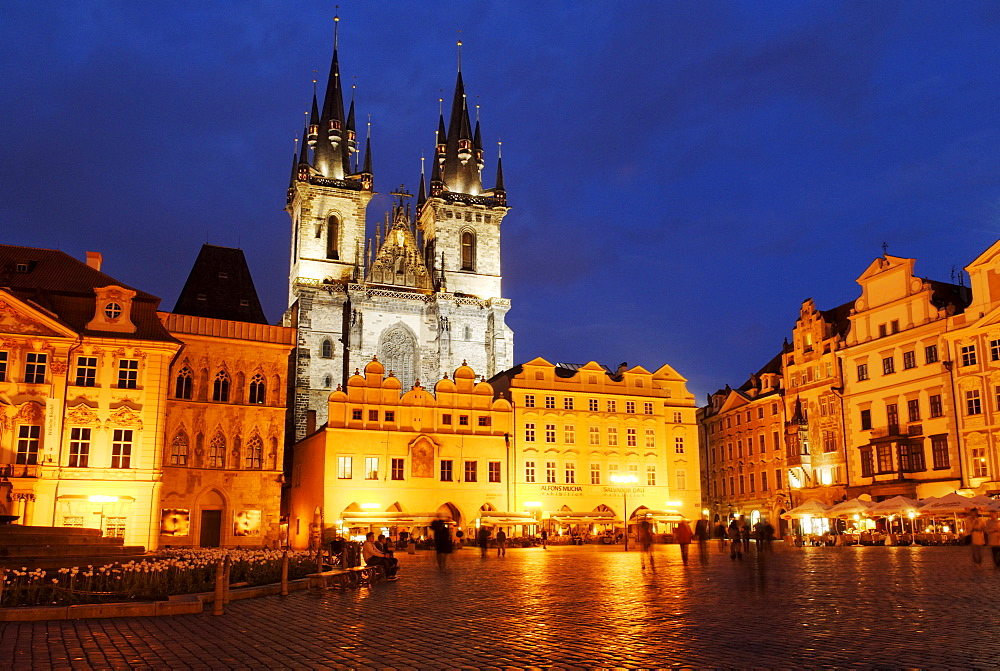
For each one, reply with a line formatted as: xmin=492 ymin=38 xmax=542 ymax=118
xmin=496 ymin=528 xmax=507 ymax=557
xmin=637 ymin=519 xmax=655 ymax=571
xmin=674 ymin=520 xmax=693 ymax=565
xmin=739 ymin=515 xmax=751 ymax=554
xmin=985 ymin=511 xmax=1000 ymax=568
xmin=966 ymin=509 xmax=987 ymax=565
xmin=694 ymin=517 xmax=710 ymax=564
xmin=431 ymin=518 xmax=452 ymax=570
xmin=728 ymin=516 xmax=743 ymax=560
xmin=477 ymin=526 xmax=491 ymax=558
xmin=540 ymin=529 xmax=548 ymax=549
xmin=713 ymin=520 xmax=727 ymax=552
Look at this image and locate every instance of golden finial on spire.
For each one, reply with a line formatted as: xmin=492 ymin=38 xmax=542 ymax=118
xmin=457 ymin=30 xmax=463 ymax=71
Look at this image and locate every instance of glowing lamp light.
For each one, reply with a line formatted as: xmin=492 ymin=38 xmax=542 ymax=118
xmin=88 ymin=495 xmax=118 ymax=503
xmin=853 ymin=514 xmax=860 ymax=521
xmin=610 ymin=474 xmax=639 ymax=485
xmin=907 ymin=511 xmax=916 ymax=519
xmin=524 ymin=501 xmax=542 ymax=508
xmin=360 ymin=503 xmax=381 ymax=509
xmin=665 ymin=501 xmax=682 ymax=507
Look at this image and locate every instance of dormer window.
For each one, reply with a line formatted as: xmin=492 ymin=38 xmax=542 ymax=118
xmin=218 ymin=272 xmax=228 ymax=279
xmin=15 ymin=263 xmax=28 ymax=273
xmin=87 ymin=285 xmax=137 ymax=334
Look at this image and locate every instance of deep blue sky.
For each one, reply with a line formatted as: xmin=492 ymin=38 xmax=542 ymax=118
xmin=2 ymin=2 xmax=999 ymax=400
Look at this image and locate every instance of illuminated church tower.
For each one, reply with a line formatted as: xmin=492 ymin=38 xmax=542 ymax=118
xmin=285 ymin=29 xmax=513 ymax=439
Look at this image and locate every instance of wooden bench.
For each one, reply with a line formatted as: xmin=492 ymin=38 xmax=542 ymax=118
xmin=307 ymin=565 xmax=385 ymax=590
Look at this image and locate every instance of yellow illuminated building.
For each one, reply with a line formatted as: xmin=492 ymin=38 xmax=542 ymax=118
xmin=490 ymin=358 xmax=701 ymax=535
xmin=840 ymin=254 xmax=967 ymax=499
xmin=700 ymin=359 xmax=788 ymax=531
xmin=288 ymin=359 xmax=513 ymax=549
xmin=0 ymin=246 xmax=180 ymax=548
xmin=942 ymin=240 xmax=1000 ymax=496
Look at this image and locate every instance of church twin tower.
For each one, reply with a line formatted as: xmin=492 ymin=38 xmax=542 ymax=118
xmin=284 ymin=21 xmax=513 ymax=439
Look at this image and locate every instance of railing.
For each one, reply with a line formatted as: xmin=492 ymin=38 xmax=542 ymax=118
xmin=309 ymin=176 xmax=365 ymax=191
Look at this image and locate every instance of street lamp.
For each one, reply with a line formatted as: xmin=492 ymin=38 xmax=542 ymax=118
xmin=609 ymin=474 xmax=638 ymax=550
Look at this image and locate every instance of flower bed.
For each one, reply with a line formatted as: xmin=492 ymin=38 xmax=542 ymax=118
xmin=0 ymin=549 xmax=314 ymax=608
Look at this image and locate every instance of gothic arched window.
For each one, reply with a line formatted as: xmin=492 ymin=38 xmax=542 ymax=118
xmin=245 ymin=435 xmax=264 ymax=470
xmin=461 ymin=231 xmax=475 ymax=271
xmin=209 ymin=432 xmax=226 ymax=469
xmin=212 ymin=370 xmax=230 ymax=403
xmin=327 ymin=215 xmax=340 ymax=260
xmin=320 ymin=338 xmax=333 ymax=359
xmin=175 ymin=367 xmax=193 ymax=399
xmin=170 ymin=433 xmax=189 ymax=466
xmin=248 ymin=374 xmax=266 ymax=404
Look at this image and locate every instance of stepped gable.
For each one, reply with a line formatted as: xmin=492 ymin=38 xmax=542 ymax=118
xmin=173 ymin=244 xmax=269 ymax=324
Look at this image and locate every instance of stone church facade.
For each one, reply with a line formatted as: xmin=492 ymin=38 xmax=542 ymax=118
xmin=284 ymin=27 xmax=513 ymax=440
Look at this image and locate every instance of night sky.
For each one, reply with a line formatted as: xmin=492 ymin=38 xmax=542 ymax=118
xmin=2 ymin=2 xmax=999 ymax=400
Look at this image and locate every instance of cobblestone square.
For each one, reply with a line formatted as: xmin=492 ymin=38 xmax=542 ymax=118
xmin=3 ymin=543 xmax=1000 ymax=669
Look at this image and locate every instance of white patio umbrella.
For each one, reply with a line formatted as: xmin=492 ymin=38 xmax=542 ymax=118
xmin=918 ymin=492 xmax=979 ymax=514
xmin=867 ymin=495 xmax=921 ymax=516
xmin=781 ymin=499 xmax=832 ymax=519
xmin=827 ymin=498 xmax=873 ymax=517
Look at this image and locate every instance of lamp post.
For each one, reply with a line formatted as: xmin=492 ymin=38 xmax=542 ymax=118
xmin=609 ymin=474 xmax=638 ymax=550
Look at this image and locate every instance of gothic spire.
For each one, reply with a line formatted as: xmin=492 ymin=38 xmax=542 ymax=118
xmin=440 ymin=40 xmax=483 ymax=196
xmin=314 ymin=14 xmax=352 ymax=179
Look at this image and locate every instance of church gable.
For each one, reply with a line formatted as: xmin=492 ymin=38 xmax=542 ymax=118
xmin=366 ymin=205 xmax=432 ymax=291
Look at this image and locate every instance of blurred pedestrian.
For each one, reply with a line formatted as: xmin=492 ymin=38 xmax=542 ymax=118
xmin=714 ymin=520 xmax=727 ymax=552
xmin=431 ymin=518 xmax=452 ymax=570
xmin=496 ymin=528 xmax=507 ymax=557
xmin=541 ymin=529 xmax=548 ymax=549
xmin=740 ymin=515 xmax=751 ymax=553
xmin=477 ymin=526 xmax=491 ymax=558
xmin=985 ymin=511 xmax=1000 ymax=568
xmin=728 ymin=516 xmax=743 ymax=560
xmin=329 ymin=532 xmax=346 ymax=567
xmin=966 ymin=509 xmax=986 ymax=565
xmin=674 ymin=520 xmax=693 ymax=565
xmin=695 ymin=516 xmax=710 ymax=563
xmin=637 ymin=519 xmax=655 ymax=571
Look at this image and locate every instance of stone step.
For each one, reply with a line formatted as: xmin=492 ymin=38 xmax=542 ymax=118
xmin=0 ymin=526 xmax=104 ymax=539
xmin=0 ymin=533 xmax=125 ymax=547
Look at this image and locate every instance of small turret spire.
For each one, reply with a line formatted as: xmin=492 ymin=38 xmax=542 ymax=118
xmin=362 ymin=119 xmax=373 ymax=174
xmin=417 ymin=156 xmax=427 ymax=207
xmin=495 ymin=140 xmax=505 ymax=192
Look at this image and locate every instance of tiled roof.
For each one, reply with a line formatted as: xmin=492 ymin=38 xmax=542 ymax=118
xmin=0 ymin=244 xmax=176 ymax=343
xmin=173 ymin=245 xmax=269 ymax=324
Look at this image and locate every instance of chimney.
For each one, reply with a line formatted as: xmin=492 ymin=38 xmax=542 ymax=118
xmin=86 ymin=251 xmax=102 ymax=272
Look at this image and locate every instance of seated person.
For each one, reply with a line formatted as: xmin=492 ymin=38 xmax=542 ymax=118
xmin=362 ymin=532 xmax=398 ymax=578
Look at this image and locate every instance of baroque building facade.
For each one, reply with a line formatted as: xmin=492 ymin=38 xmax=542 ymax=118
xmin=840 ymin=255 xmax=968 ymax=500
xmin=284 ymin=28 xmax=512 ymax=441
xmin=489 ymin=358 xmax=702 ymax=532
xmin=0 ymin=246 xmax=179 ymax=549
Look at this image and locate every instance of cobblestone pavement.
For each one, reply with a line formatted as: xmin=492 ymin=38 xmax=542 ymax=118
xmin=3 ymin=542 xmax=1000 ymax=669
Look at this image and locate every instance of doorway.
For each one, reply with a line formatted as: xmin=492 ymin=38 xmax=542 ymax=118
xmin=200 ymin=510 xmax=222 ymax=547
